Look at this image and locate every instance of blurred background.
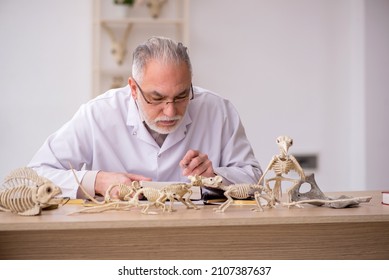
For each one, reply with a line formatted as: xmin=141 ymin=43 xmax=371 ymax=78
xmin=1 ymin=0 xmax=388 ymax=192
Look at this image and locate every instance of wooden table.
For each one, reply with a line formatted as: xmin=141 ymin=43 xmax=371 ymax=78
xmin=0 ymin=191 xmax=388 ymax=259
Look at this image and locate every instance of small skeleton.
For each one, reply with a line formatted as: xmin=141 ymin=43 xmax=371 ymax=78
xmin=129 ymin=186 xmax=171 ymax=214
xmin=73 ymin=184 xmax=188 ymax=215
xmin=160 ymin=183 xmax=198 ymax=212
xmin=70 ymin=175 xmax=222 ymax=215
xmin=69 ymin=166 xmax=138 ymax=206
xmin=205 ymin=183 xmax=276 ymax=213
xmin=71 ymin=185 xmax=171 ymax=215
xmin=130 ymin=175 xmax=223 ymax=214
xmin=258 ymin=135 xmax=305 ymax=204
xmin=0 ymin=167 xmax=66 ymax=216
xmin=104 ymin=181 xmax=141 ymax=202
xmin=102 ymin=23 xmax=133 ymax=65
xmin=68 ymin=168 xmax=144 ymax=214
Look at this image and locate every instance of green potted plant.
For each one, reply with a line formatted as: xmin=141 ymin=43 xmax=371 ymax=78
xmin=114 ymin=0 xmax=135 ymax=5
xmin=112 ymin=0 xmax=136 ymax=17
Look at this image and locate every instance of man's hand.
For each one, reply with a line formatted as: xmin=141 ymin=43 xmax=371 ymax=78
xmin=95 ymin=171 xmax=151 ymax=197
xmin=179 ymin=149 xmax=215 ymax=177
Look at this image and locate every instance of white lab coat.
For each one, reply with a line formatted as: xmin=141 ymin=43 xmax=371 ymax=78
xmin=28 ymin=86 xmax=262 ymax=198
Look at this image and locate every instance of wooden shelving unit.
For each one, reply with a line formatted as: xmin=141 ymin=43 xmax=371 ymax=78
xmin=92 ymin=0 xmax=189 ymax=97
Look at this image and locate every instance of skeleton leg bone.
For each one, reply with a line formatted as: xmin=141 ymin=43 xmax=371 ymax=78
xmin=214 ymin=191 xmax=234 ymax=213
xmin=68 ymin=202 xmax=134 ymax=215
xmin=139 ymin=203 xmax=159 ymax=215
xmin=251 ymin=191 xmax=264 ymax=212
xmin=266 ymin=176 xmax=300 ymax=205
xmin=180 ymin=190 xmax=199 ymax=210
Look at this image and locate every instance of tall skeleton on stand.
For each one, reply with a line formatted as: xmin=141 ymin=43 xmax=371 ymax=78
xmin=258 ymin=136 xmax=305 ymax=205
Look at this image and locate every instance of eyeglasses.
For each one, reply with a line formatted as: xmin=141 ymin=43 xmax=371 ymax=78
xmin=133 ymin=80 xmax=194 ymax=106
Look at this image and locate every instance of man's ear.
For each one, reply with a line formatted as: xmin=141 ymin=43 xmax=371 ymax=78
xmin=128 ymin=78 xmax=137 ymax=99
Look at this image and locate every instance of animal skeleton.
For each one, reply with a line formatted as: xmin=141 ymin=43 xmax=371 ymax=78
xmin=129 ymin=186 xmax=172 ymax=214
xmin=69 ymin=161 xmax=144 ymax=213
xmin=130 ymin=175 xmax=223 ymax=214
xmin=0 ymin=167 xmax=66 ymax=216
xmin=104 ymin=181 xmax=141 ymax=202
xmin=206 ymin=183 xmax=276 ymax=213
xmin=71 ymin=184 xmax=187 ymax=215
xmin=70 ymin=175 xmax=222 ymax=215
xmin=258 ymin=135 xmax=305 ymax=205
xmin=160 ymin=183 xmax=198 ymax=212
xmin=102 ymin=23 xmax=133 ymax=65
xmin=70 ymin=186 xmax=170 ymax=215
xmin=68 ymin=167 xmax=144 ymax=214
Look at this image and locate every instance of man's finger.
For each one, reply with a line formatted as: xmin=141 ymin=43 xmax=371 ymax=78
xmin=127 ymin=174 xmax=152 ymax=181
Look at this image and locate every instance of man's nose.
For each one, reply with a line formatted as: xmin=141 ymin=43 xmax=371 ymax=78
xmin=162 ymin=101 xmax=177 ymax=117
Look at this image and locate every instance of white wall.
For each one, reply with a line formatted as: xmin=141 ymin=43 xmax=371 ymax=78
xmin=0 ymin=0 xmax=92 ymax=178
xmin=1 ymin=0 xmax=388 ymax=192
xmin=189 ymin=0 xmax=370 ymax=191
xmin=365 ymin=0 xmax=389 ymax=190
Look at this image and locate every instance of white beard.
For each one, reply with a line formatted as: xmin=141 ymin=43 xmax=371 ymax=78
xmin=137 ymin=99 xmax=183 ymax=134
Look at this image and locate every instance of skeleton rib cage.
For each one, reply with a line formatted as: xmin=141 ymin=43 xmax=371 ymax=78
xmin=0 ymin=186 xmax=39 ymax=214
xmin=1 ymin=168 xmax=41 ymax=213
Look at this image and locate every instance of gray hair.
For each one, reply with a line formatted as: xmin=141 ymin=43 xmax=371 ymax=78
xmin=131 ymin=36 xmax=192 ymax=83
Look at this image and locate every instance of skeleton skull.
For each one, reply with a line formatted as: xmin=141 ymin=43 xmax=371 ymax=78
xmin=34 ymin=180 xmax=63 ymax=206
xmin=276 ymin=135 xmax=293 ymax=157
xmin=188 ymin=175 xmax=223 ymax=188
